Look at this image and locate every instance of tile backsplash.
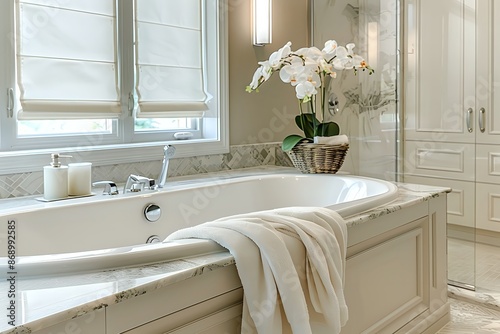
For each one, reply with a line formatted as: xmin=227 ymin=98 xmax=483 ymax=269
xmin=0 ymin=143 xmax=293 ymax=199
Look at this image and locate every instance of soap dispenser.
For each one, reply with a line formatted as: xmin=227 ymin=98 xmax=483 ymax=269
xmin=43 ymin=153 xmax=71 ymax=201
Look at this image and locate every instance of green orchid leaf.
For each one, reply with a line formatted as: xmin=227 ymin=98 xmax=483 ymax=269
xmin=295 ymin=114 xmax=318 ymax=138
xmin=316 ymin=122 xmax=340 ymax=137
xmin=282 ymin=135 xmax=306 ymax=152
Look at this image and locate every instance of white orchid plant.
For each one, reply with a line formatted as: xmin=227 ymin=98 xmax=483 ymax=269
xmin=247 ymin=40 xmax=374 ymax=151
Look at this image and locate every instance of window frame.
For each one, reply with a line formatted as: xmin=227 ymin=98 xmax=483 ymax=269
xmin=0 ymin=0 xmax=228 ymax=174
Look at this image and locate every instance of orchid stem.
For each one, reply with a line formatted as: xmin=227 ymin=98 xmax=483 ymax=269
xmin=298 ymin=100 xmax=306 ymax=138
xmin=321 ymin=74 xmax=326 ymax=137
xmin=310 ymin=97 xmax=317 ymax=138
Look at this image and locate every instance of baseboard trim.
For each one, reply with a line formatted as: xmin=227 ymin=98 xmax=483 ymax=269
xmin=448 ymin=224 xmax=500 ymax=247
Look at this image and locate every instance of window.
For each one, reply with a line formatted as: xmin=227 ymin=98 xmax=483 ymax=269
xmin=0 ymin=0 xmax=228 ymax=172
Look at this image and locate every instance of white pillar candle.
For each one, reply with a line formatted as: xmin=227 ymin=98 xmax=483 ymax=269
xmin=68 ymin=162 xmax=92 ymax=196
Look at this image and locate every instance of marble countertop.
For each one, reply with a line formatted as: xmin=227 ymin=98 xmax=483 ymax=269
xmin=0 ymin=168 xmax=450 ymax=334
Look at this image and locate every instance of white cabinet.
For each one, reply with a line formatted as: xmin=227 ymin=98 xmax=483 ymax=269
xmin=475 ymin=0 xmax=500 ymax=146
xmin=341 ymin=198 xmax=448 ymax=334
xmin=404 ymin=0 xmax=477 ymax=231
xmin=404 ymin=0 xmax=476 ymax=144
xmin=473 ymin=1 xmax=500 ymax=234
xmin=405 ymin=0 xmax=500 ymax=235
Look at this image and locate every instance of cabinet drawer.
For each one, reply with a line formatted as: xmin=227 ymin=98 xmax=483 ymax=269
xmin=476 ymin=144 xmax=500 ymax=184
xmin=405 ymin=141 xmax=475 ymax=180
xmin=404 ymin=176 xmax=474 ymax=228
xmin=476 ymin=182 xmax=500 ymax=232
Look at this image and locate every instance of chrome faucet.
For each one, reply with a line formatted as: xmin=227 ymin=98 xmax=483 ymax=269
xmin=92 ymin=181 xmax=119 ymax=195
xmin=157 ymin=145 xmax=176 ymax=188
xmin=124 ymin=174 xmax=156 ymax=193
xmin=122 ymin=145 xmax=175 ymax=193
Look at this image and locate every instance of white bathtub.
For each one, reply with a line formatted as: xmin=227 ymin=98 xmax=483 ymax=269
xmin=0 ymin=172 xmax=398 ymax=276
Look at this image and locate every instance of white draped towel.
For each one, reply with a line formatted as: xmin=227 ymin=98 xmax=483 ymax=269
xmin=165 ymin=206 xmax=348 ymax=334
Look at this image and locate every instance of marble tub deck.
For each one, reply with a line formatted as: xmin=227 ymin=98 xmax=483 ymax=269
xmin=0 ymin=173 xmax=450 ymax=334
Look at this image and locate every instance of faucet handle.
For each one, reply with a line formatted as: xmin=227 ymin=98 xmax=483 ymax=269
xmin=92 ymin=181 xmax=119 ymax=195
xmin=124 ymin=174 xmax=156 ymax=193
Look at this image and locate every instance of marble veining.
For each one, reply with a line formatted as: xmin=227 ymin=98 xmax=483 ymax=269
xmin=0 ymin=252 xmax=235 ymax=334
xmin=344 ymin=181 xmax=449 ymax=228
xmin=0 ymin=171 xmax=449 ymax=334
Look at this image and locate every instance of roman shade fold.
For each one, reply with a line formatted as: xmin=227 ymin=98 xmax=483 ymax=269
xmin=16 ymin=0 xmax=121 ymax=120
xmin=134 ymin=0 xmax=209 ymax=118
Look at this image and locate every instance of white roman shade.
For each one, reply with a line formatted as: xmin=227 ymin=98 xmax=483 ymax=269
xmin=135 ymin=0 xmax=209 ymax=118
xmin=16 ymin=0 xmax=121 ymax=120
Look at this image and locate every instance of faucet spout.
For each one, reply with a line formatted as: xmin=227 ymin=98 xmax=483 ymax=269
xmin=158 ymin=145 xmax=176 ymax=188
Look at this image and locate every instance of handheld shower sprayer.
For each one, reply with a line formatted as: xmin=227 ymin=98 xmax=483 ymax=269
xmin=157 ymin=145 xmax=176 ymax=188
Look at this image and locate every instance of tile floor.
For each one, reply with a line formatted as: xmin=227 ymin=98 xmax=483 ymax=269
xmin=436 ymin=298 xmax=500 ymax=333
xmin=436 ymin=239 xmax=500 ymax=333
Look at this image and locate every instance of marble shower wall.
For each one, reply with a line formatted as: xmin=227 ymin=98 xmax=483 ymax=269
xmin=0 ymin=143 xmax=293 ymax=199
xmin=312 ymin=0 xmax=399 ymax=181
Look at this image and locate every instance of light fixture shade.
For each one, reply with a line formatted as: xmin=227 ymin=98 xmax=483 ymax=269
xmin=252 ymin=0 xmax=272 ymax=46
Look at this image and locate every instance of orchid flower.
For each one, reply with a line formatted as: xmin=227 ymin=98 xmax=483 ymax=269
xmin=346 ymin=43 xmax=355 ymax=55
xmin=294 ymin=69 xmax=321 ymax=99
xmin=322 ymin=40 xmax=338 ymax=59
xmin=279 ymin=57 xmax=304 ymax=85
xmin=258 ymin=60 xmax=273 ymax=81
xmin=296 ymin=46 xmax=323 ymax=62
xmin=248 ymin=67 xmax=263 ymax=90
xmin=268 ymin=41 xmax=292 ymax=69
xmin=246 ymin=39 xmax=373 ymax=150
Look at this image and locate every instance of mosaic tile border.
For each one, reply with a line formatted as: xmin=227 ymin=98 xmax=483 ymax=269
xmin=0 ymin=143 xmax=293 ymax=199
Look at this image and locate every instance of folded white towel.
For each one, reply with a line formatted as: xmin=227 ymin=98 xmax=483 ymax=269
xmin=314 ymin=134 xmax=349 ymax=145
xmin=165 ymin=207 xmax=348 ymax=334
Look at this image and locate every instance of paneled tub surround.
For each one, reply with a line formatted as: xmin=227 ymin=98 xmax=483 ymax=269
xmin=0 ymin=169 xmax=451 ymax=334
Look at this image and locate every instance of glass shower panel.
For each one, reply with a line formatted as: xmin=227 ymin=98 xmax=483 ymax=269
xmin=403 ymin=0 xmax=476 ymax=290
xmin=313 ymin=0 xmax=478 ymax=291
xmin=311 ymin=0 xmax=400 ymax=182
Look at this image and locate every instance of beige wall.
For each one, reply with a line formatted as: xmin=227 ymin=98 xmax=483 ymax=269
xmin=228 ymin=0 xmax=310 ymax=145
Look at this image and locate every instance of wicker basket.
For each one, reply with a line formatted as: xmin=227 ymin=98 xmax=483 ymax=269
xmin=286 ymin=142 xmax=349 ymax=174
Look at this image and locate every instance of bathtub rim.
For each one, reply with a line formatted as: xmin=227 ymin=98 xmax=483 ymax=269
xmin=0 ymin=170 xmax=398 ymax=217
xmin=0 ymin=170 xmax=400 ymax=277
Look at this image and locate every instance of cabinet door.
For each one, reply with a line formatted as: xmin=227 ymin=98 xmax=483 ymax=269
xmin=476 ymin=0 xmax=500 ymax=145
xmin=341 ymin=217 xmax=429 ymax=333
xmin=405 ymin=0 xmax=475 ymax=143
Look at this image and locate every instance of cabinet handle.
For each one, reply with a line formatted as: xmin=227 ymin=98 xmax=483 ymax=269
xmin=479 ymin=107 xmax=486 ymax=133
xmin=466 ymin=108 xmax=473 ymax=133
